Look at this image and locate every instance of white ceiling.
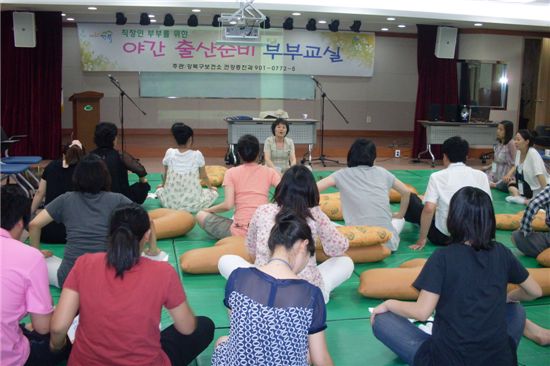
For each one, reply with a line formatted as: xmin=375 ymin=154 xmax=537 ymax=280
xmin=1 ymin=0 xmax=549 ymax=33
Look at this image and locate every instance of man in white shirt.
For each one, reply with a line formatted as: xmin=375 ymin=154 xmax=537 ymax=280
xmin=404 ymin=136 xmax=492 ymax=250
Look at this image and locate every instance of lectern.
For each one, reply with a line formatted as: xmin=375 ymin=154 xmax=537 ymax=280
xmin=69 ymin=91 xmax=104 ymax=150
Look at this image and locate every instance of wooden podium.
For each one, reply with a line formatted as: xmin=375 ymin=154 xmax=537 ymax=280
xmin=69 ymin=91 xmax=104 ymax=150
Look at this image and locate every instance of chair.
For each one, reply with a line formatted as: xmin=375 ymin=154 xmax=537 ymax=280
xmin=0 ymin=163 xmax=35 ymax=197
xmin=1 ymin=127 xmax=42 ymax=187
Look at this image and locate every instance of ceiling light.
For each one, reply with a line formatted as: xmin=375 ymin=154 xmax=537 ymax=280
xmin=387 ymin=17 xmax=396 ymax=21
xmin=292 ymin=12 xmax=301 ymax=16
xmin=148 ymin=14 xmax=155 ymax=18
xmin=187 ymin=14 xmax=198 ymax=27
xmin=318 ymin=20 xmax=327 ymax=24
xmin=150 ymin=19 xmax=157 ymax=23
xmin=229 ymin=20 xmax=237 ymax=25
xmin=139 ymin=13 xmax=151 ymax=26
xmin=283 ymin=17 xmax=293 ymax=30
xmin=474 ymin=23 xmax=483 ymax=26
xmin=115 ymin=12 xmax=127 ymax=25
xmin=328 ymin=19 xmax=339 ymax=32
xmin=212 ymin=14 xmax=221 ymax=27
xmin=67 ymin=17 xmax=75 ymax=21
xmin=381 ymin=27 xmax=389 ymax=31
xmin=397 ymin=24 xmax=406 ymax=28
xmin=192 ymin=9 xmax=201 ymax=13
xmin=88 ymin=7 xmax=97 ymax=11
xmin=306 ymin=18 xmax=316 ymax=31
xmin=164 ymin=14 xmax=174 ymax=26
xmin=61 ymin=13 xmax=66 ymax=17
xmin=350 ymin=20 xmax=361 ymax=32
xmin=260 ymin=16 xmax=271 ymax=29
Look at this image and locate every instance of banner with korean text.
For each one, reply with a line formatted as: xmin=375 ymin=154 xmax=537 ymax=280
xmin=78 ymin=24 xmax=375 ymax=77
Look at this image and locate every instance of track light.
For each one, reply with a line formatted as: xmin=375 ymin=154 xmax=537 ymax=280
xmin=306 ymin=18 xmax=316 ymax=31
xmin=163 ymin=14 xmax=175 ymax=26
xmin=282 ymin=17 xmax=293 ymax=30
xmin=328 ymin=19 xmax=339 ymax=32
xmin=187 ymin=14 xmax=198 ymax=27
xmin=350 ymin=20 xmax=361 ymax=32
xmin=260 ymin=16 xmax=271 ymax=29
xmin=139 ymin=13 xmax=150 ymax=26
xmin=115 ymin=12 xmax=127 ymax=25
xmin=212 ymin=14 xmax=221 ymax=27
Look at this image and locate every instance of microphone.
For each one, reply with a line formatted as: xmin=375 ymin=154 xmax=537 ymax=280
xmin=310 ymin=75 xmax=319 ymax=84
xmin=108 ymin=74 xmax=119 ymax=83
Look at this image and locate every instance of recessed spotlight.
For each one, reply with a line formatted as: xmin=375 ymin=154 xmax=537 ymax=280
xmin=229 ymin=20 xmax=237 ymax=25
xmin=381 ymin=27 xmax=389 ymax=31
xmin=148 ymin=14 xmax=155 ymax=18
xmin=150 ymin=19 xmax=157 ymax=23
xmin=398 ymin=24 xmax=406 ymax=28
xmin=192 ymin=9 xmax=201 ymax=13
xmin=292 ymin=12 xmax=301 ymax=16
xmin=67 ymin=17 xmax=75 ymax=21
xmin=474 ymin=23 xmax=483 ymax=26
xmin=88 ymin=7 xmax=97 ymax=10
xmin=387 ymin=17 xmax=395 ymax=21
xmin=61 ymin=13 xmax=66 ymax=17
xmin=318 ymin=20 xmax=327 ymax=24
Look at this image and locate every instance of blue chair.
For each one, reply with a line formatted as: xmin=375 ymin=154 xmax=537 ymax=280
xmin=0 ymin=163 xmax=35 ymax=197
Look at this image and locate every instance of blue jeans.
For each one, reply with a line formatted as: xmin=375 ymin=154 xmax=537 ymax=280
xmin=371 ymin=303 xmax=526 ymax=366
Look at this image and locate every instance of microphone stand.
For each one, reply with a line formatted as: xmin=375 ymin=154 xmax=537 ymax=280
xmin=108 ymin=75 xmax=146 ymax=152
xmin=309 ymin=77 xmax=350 ymax=167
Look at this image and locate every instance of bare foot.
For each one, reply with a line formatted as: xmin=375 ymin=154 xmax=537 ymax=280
xmin=524 ymin=319 xmax=550 ymax=346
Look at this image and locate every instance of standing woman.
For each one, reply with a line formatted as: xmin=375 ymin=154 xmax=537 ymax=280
xmin=504 ymin=129 xmax=549 ymax=204
xmin=212 ymin=211 xmax=333 ymax=366
xmin=30 ymin=140 xmax=85 ymax=243
xmin=49 ymin=204 xmax=214 ymax=366
xmin=263 ymin=118 xmax=297 ymax=173
xmin=371 ymin=187 xmax=542 ymax=366
xmin=485 ymin=120 xmax=516 ymax=191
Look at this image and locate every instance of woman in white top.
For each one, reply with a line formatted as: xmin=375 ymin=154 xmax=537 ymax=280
xmin=504 ymin=129 xmax=549 ymax=205
xmin=157 ymin=123 xmax=218 ymax=212
xmin=263 ymin=119 xmax=296 ymax=173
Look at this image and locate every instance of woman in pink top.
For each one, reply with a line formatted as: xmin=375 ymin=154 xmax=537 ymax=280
xmin=218 ymin=165 xmax=353 ymax=303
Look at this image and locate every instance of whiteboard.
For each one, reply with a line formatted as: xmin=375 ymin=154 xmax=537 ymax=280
xmin=139 ymin=72 xmax=315 ymax=99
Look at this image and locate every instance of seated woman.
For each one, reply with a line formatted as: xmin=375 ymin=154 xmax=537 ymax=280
xmin=49 ymin=204 xmax=215 ymax=366
xmin=211 ymin=211 xmax=333 ymax=366
xmin=157 ymin=122 xmax=218 ymax=212
xmin=30 ymin=140 xmax=84 ymax=243
xmin=218 ymin=165 xmax=352 ymax=303
xmin=504 ymin=129 xmax=549 ymax=205
xmin=371 ymin=186 xmax=542 ymax=366
xmin=317 ymin=138 xmax=411 ymax=251
xmin=90 ymin=122 xmax=150 ymax=204
xmin=485 ymin=120 xmax=516 ymax=192
xmin=29 ymin=154 xmax=159 ymax=288
xmin=263 ymin=118 xmax=296 ymax=173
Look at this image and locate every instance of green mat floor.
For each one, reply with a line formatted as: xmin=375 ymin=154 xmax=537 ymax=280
xmin=39 ymin=170 xmax=549 ymax=365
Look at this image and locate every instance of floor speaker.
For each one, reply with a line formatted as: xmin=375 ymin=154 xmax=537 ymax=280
xmin=435 ymin=26 xmax=457 ymax=59
xmin=13 ymin=12 xmax=36 ymax=48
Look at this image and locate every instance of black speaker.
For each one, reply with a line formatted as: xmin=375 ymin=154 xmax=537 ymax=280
xmin=444 ymin=104 xmax=459 ymax=122
xmin=427 ymin=104 xmax=441 ymax=121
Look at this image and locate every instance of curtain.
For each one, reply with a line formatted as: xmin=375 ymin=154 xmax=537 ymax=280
xmin=412 ymin=25 xmax=459 ymax=159
xmin=1 ymin=11 xmax=62 ymax=159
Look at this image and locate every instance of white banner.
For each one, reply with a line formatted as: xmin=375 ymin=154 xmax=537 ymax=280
xmin=78 ymin=24 xmax=375 ymax=77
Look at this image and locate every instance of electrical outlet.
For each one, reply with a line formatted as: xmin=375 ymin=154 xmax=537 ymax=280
xmin=394 ymin=149 xmax=401 ymax=158
xmin=366 ymin=115 xmax=372 ymax=124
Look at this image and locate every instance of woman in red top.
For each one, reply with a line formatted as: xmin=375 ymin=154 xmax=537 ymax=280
xmin=49 ymin=204 xmax=214 ymax=366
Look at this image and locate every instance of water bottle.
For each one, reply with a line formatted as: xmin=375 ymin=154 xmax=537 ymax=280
xmin=460 ymin=105 xmax=470 ymax=122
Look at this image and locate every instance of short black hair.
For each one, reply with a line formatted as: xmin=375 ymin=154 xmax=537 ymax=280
xmin=73 ymin=154 xmax=111 ymax=194
xmin=447 ymin=186 xmax=495 ymax=250
xmin=442 ymin=136 xmax=469 ymax=163
xmin=517 ymin=129 xmax=536 ymax=147
xmin=347 ymin=138 xmax=377 ymax=167
xmin=273 ymin=165 xmax=319 ymax=220
xmin=237 ymin=134 xmax=260 ymax=162
xmin=171 ymin=122 xmax=193 ymax=145
xmin=271 ymin=118 xmax=290 ymax=136
xmin=94 ymin=122 xmax=118 ymax=148
xmin=268 ymin=208 xmax=315 ymax=257
xmin=499 ymin=120 xmax=514 ymax=145
xmin=1 ymin=185 xmax=31 ymax=231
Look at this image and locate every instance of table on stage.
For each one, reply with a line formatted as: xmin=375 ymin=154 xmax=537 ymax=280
xmin=417 ymin=120 xmax=498 ymax=167
xmin=225 ymin=118 xmax=318 ymax=164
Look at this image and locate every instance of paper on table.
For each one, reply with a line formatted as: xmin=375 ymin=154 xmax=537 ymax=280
xmin=45 ymin=255 xmax=62 ymax=287
xmin=142 ymin=250 xmax=169 ymax=262
xmin=67 ymin=315 xmax=79 ymax=343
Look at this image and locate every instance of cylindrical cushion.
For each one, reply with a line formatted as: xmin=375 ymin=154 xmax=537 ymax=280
xmin=179 ymin=236 xmax=253 ymax=274
xmin=319 ymin=198 xmax=343 ymax=221
xmin=335 ymin=226 xmax=392 ymax=247
xmin=320 ymin=192 xmax=340 ymax=201
xmin=358 ymin=267 xmax=422 ymax=300
xmin=507 ymin=268 xmax=550 ymax=295
xmin=532 ymin=212 xmax=548 ymax=232
xmin=200 ymin=165 xmax=227 ymax=187
xmin=495 ymin=214 xmax=522 ymax=231
xmin=389 ymin=184 xmax=419 ymax=203
xmin=148 ymin=208 xmax=195 ymax=239
xmin=536 ymin=248 xmax=550 ymax=267
xmin=399 ymin=258 xmax=428 ymax=268
xmin=317 ymin=244 xmax=391 ymax=264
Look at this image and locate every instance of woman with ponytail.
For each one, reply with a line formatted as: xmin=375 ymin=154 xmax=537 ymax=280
xmin=212 ymin=211 xmax=333 ymax=366
xmin=50 ymin=204 xmax=215 ymax=366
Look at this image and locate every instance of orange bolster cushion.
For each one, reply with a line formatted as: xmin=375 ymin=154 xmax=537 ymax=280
xmin=179 ymin=236 xmax=253 ymax=274
xmin=316 ymin=245 xmax=391 ymax=264
xmin=389 ymin=184 xmax=419 ymax=203
xmin=358 ymin=267 xmax=421 ymax=300
xmin=319 ymin=197 xmax=343 ymax=221
xmin=496 ymin=211 xmax=548 ymax=232
xmin=148 ymin=208 xmax=195 ymax=239
xmin=399 ymin=258 xmax=428 ymax=268
xmin=532 ymin=211 xmax=548 ymax=232
xmin=507 ymin=268 xmax=550 ymax=296
xmin=335 ymin=226 xmax=393 ymax=247
xmin=200 ymin=165 xmax=227 ymax=187
xmin=536 ymin=248 xmax=550 ymax=267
